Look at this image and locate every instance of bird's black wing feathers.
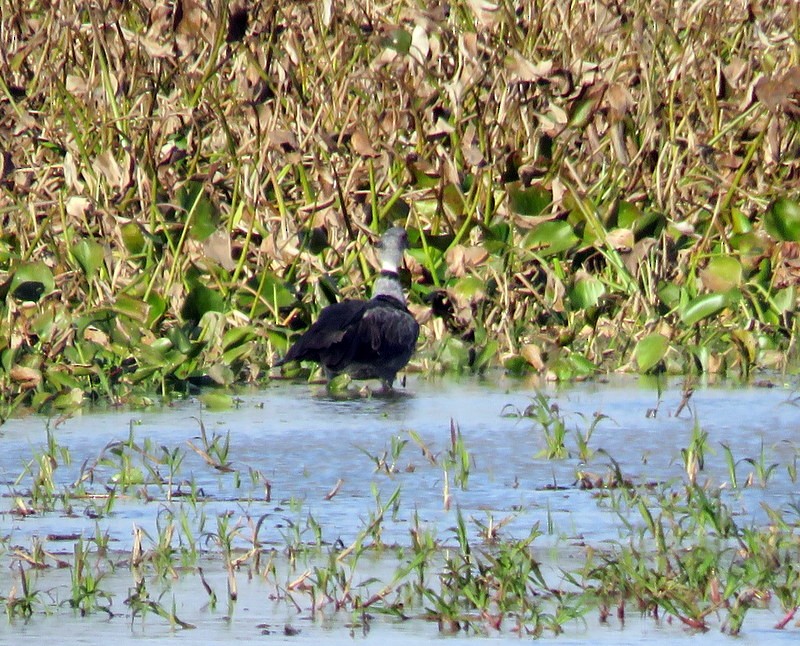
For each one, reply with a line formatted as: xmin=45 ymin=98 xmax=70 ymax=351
xmin=353 ymin=297 xmax=419 ymax=362
xmin=280 ymin=300 xmax=367 ymax=366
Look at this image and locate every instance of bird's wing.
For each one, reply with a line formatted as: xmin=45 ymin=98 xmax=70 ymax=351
xmin=282 ymin=300 xmax=367 ymax=364
xmin=357 ymin=303 xmax=419 ymax=357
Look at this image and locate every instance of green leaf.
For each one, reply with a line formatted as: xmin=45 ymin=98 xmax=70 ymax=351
xmin=773 ymin=286 xmax=795 ymax=313
xmin=383 ymin=28 xmax=411 ymax=54
xmin=251 ymin=272 xmax=295 ymax=312
xmin=181 ymin=284 xmax=225 ymax=321
xmin=657 ymin=281 xmax=681 ymax=310
xmin=222 ymin=325 xmax=256 ymax=351
xmin=145 ymin=292 xmax=168 ymax=327
xmin=701 ymin=256 xmax=742 ymax=291
xmin=680 ymin=290 xmax=739 ymax=326
xmin=569 ymin=274 xmax=605 ymax=309
xmin=451 ymin=276 xmax=485 ymax=300
xmin=471 ymin=340 xmax=498 ymax=373
xmin=179 ymin=181 xmax=217 ymax=241
xmin=200 ymin=392 xmax=234 ymax=410
xmin=114 ymin=294 xmax=150 ymax=324
xmin=568 ymin=97 xmax=596 ymax=128
xmin=616 ymin=200 xmax=642 ymax=229
xmin=72 ymin=239 xmax=105 ymax=279
xmin=765 ymin=197 xmax=800 ymax=241
xmin=4 ymin=261 xmax=55 ymax=302
xmin=522 ymin=221 xmax=579 ymax=256
xmin=508 ymin=182 xmax=552 ymax=216
xmin=120 ymin=221 xmax=146 ymax=254
xmin=634 ymin=333 xmax=669 ymax=373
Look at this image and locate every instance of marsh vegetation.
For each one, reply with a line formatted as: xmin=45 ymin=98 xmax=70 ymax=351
xmin=2 ymin=0 xmax=800 ymax=417
xmin=3 ymin=0 xmax=800 ymax=641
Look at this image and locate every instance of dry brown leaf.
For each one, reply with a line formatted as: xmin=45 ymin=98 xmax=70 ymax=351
xmin=755 ymin=66 xmax=800 ymax=116
xmin=446 ymin=244 xmax=489 ymax=278
xmin=606 ymin=228 xmax=634 ymax=252
xmin=623 ymin=238 xmax=657 ymax=276
xmin=268 ymin=129 xmax=299 ymax=151
xmin=466 ymin=0 xmax=500 ymax=29
xmin=65 ymin=196 xmax=92 ymax=218
xmin=84 ymin=326 xmax=110 ymax=348
xmin=605 ymin=83 xmax=634 ymax=120
xmin=10 ymin=366 xmax=41 ymax=388
xmin=92 ymin=150 xmax=124 ymax=190
xmin=409 ymin=23 xmax=430 ymax=66
xmin=351 ymin=129 xmax=380 ymax=158
xmin=520 ymin=344 xmax=544 ymax=371
xmin=506 ymin=50 xmax=554 ymax=82
xmin=203 ymin=230 xmax=236 ymax=271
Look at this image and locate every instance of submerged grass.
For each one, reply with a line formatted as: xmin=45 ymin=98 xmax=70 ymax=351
xmin=2 ymin=1 xmax=800 ymax=415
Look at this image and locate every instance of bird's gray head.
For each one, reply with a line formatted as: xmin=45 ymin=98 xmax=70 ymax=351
xmin=375 ymin=227 xmax=410 ymax=273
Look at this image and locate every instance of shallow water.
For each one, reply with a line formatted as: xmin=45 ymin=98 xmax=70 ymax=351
xmin=2 ymin=374 xmax=800 ymax=643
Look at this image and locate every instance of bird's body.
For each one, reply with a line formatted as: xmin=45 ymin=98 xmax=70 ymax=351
xmin=278 ymin=228 xmax=419 ymax=391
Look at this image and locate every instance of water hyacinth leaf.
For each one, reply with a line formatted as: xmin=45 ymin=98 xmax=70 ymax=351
xmin=145 ymin=292 xmax=167 ymax=327
xmin=730 ymin=208 xmax=751 ymax=234
xmin=206 ymin=364 xmax=235 ymax=386
xmin=53 ymin=387 xmax=84 ymax=410
xmin=568 ymin=96 xmax=596 ymax=128
xmin=222 ymin=341 xmax=252 ymax=364
xmin=167 ymin=326 xmax=195 ymax=355
xmin=680 ymin=290 xmax=740 ymax=326
xmin=255 ymin=272 xmax=296 ymax=312
xmin=630 ymin=208 xmax=666 ymax=239
xmin=5 ymin=261 xmax=55 ymax=302
xmin=549 ymin=354 xmax=596 ymax=380
xmin=149 ymin=337 xmax=173 ymax=356
xmin=523 ymin=221 xmax=579 ymax=256
xmin=72 ymin=239 xmax=104 ymax=279
xmin=732 ymin=329 xmax=757 ymax=363
xmin=383 ymin=27 xmax=411 ymax=54
xmin=120 ymin=221 xmax=146 ymax=254
xmin=114 ymin=294 xmax=150 ymax=323
xmin=765 ymin=197 xmax=800 ymax=241
xmin=773 ymin=286 xmax=795 ymax=313
xmin=266 ymin=329 xmax=290 ymax=353
xmin=181 ymin=284 xmax=225 ymax=321
xmin=700 ymin=256 xmax=743 ymax=292
xmin=616 ymin=200 xmax=642 ymax=229
xmin=442 ymin=183 xmax=465 ymax=214
xmin=179 ymin=181 xmax=216 ymax=241
xmin=507 ymin=182 xmax=552 ymax=216
xmin=503 ymin=355 xmax=532 ymax=375
xmin=472 ymin=340 xmax=498 ymax=373
xmin=222 ymin=325 xmax=256 ymax=351
xmin=45 ymin=368 xmax=81 ymax=391
xmin=634 ymin=333 xmax=669 ymax=372
xmin=451 ymin=275 xmax=485 ymax=300
xmin=569 ymin=273 xmax=605 ymax=309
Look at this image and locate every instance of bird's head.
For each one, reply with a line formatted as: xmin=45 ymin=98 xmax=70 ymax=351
xmin=375 ymin=227 xmax=410 ymax=272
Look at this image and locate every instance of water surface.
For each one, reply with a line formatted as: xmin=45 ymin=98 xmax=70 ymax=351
xmin=2 ymin=374 xmax=800 ymax=643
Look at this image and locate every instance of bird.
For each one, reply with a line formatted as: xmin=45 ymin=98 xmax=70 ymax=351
xmin=276 ymin=227 xmax=419 ymax=392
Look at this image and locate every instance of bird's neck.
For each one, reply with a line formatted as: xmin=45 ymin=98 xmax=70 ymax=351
xmin=371 ymin=271 xmax=405 ymax=304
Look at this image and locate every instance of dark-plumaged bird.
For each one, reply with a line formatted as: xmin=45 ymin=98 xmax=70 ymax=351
xmin=277 ymin=227 xmax=419 ymax=391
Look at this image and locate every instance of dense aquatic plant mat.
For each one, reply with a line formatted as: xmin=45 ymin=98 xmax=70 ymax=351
xmin=2 ymin=0 xmax=800 ymax=415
